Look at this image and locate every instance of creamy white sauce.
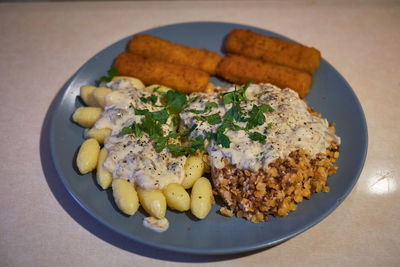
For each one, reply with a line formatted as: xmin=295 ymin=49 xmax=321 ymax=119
xmin=95 ymin=80 xmax=186 ymax=190
xmin=143 ymin=217 xmax=169 ymax=232
xmin=180 ymin=84 xmax=341 ymax=171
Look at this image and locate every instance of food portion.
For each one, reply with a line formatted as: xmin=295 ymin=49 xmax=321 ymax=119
xmin=225 ymin=29 xmax=321 ymax=75
xmin=216 ymin=54 xmax=312 ymax=98
xmin=179 ymin=83 xmax=340 ymax=222
xmin=128 ymin=34 xmax=222 ymax=75
xmin=71 ymin=29 xmax=339 ymax=231
xmin=114 ymin=52 xmax=210 ymax=93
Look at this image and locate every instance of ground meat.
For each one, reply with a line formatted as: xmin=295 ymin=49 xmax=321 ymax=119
xmin=211 ymin=143 xmax=339 ymax=223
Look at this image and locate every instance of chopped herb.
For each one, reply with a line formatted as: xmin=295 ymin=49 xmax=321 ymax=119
xmin=189 ymin=135 xmax=205 ymax=154
xmin=248 ymin=131 xmax=266 ymax=144
xmin=181 ymin=124 xmax=197 ymax=138
xmin=133 ymin=106 xmax=169 ymax=124
xmin=172 ymin=115 xmax=179 ymax=126
xmin=140 ymin=95 xmax=158 ymax=105
xmin=155 ymin=136 xmax=167 ymax=152
xmin=150 ymin=109 xmax=169 ymax=124
xmin=246 ymin=103 xmax=274 ymax=130
xmin=167 ymin=144 xmax=187 ymax=156
xmin=119 ymin=122 xmax=142 ymax=137
xmin=167 ymin=131 xmax=179 ymax=139
xmin=158 ymin=90 xmax=187 ymax=113
xmin=204 ymin=113 xmax=222 ymax=125
xmin=215 ymin=131 xmax=231 ymax=148
xmin=99 ymin=66 xmax=119 ymax=82
xmin=141 ymin=113 xmax=163 ymax=140
xmin=186 ymin=102 xmax=218 ymax=114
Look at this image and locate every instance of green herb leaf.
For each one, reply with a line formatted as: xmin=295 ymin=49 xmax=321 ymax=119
xmin=100 ymin=66 xmax=119 ymax=82
xmin=246 ymin=103 xmax=275 ymax=130
xmin=133 ymin=107 xmax=148 ymax=116
xmin=167 ymin=131 xmax=179 ymax=139
xmin=119 ymin=125 xmax=133 ymax=136
xmin=119 ymin=122 xmax=142 ymax=137
xmin=215 ymin=131 xmax=231 ymax=148
xmin=172 ymin=115 xmax=179 ymax=126
xmin=181 ymin=124 xmax=197 ymax=138
xmin=140 ymin=95 xmax=158 ymax=105
xmin=155 ymin=136 xmax=167 ymax=152
xmin=141 ymin=113 xmax=163 ymax=140
xmin=259 ymin=104 xmax=275 ymax=113
xmin=189 ymin=135 xmax=205 ymax=154
xmin=133 ymin=106 xmax=169 ymax=124
xmin=167 ymin=144 xmax=187 ymax=157
xmin=186 ymin=102 xmax=219 ymax=114
xmin=248 ymin=131 xmax=266 ymax=144
xmin=150 ymin=109 xmax=169 ymax=124
xmin=204 ymin=113 xmax=222 ymax=125
xmin=159 ymin=90 xmax=187 ymax=113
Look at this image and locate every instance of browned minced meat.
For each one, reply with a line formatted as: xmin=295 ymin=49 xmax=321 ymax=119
xmin=211 ymin=143 xmax=340 ymax=223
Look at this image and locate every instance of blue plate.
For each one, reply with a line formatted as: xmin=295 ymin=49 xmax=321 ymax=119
xmin=48 ymin=22 xmax=367 ymax=255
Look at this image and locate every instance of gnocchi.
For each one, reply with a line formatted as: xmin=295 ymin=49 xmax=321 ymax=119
xmin=190 ymin=177 xmax=213 ymax=219
xmin=137 ymin=188 xmax=167 ymax=219
xmin=76 ymin=138 xmax=100 ymax=174
xmin=92 ymin=87 xmax=113 ymax=108
xmin=72 ymin=107 xmax=102 ymax=128
xmin=112 ymin=76 xmax=145 ymax=89
xmin=162 ymin=183 xmax=190 ymax=212
xmin=79 ymin=85 xmax=97 ymax=106
xmin=96 ymin=147 xmax=112 ymax=189
xmin=85 ymin=128 xmax=111 ymax=144
xmin=112 ymin=179 xmax=139 ymax=216
xmin=181 ymin=154 xmax=205 ymax=189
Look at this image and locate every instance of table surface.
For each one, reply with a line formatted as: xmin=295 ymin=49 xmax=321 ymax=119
xmin=1 ymin=1 xmax=399 ymax=266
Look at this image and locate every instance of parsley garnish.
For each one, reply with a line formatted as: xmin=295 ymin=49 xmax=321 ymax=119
xmin=167 ymin=144 xmax=187 ymax=156
xmin=248 ymin=131 xmax=266 ymax=144
xmin=133 ymin=107 xmax=169 ymax=124
xmin=204 ymin=113 xmax=222 ymax=125
xmin=246 ymin=104 xmax=274 ymax=130
xmin=140 ymin=95 xmax=158 ymax=105
xmin=186 ymin=102 xmax=218 ymax=114
xmin=99 ymin=66 xmax=119 ymax=83
xmin=189 ymin=135 xmax=205 ymax=154
xmin=158 ymin=90 xmax=187 ymax=114
xmin=119 ymin=122 xmax=142 ymax=137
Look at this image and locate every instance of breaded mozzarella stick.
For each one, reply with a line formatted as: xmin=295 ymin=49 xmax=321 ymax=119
xmin=216 ymin=54 xmax=312 ymax=98
xmin=114 ymin=52 xmax=210 ymax=93
xmin=128 ymin=34 xmax=222 ymax=75
xmin=225 ymin=29 xmax=321 ymax=75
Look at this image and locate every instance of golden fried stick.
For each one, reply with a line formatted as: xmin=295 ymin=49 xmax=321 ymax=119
xmin=114 ymin=52 xmax=210 ymax=93
xmin=128 ymin=34 xmax=222 ymax=75
xmin=225 ymin=29 xmax=321 ymax=75
xmin=216 ymin=54 xmax=312 ymax=98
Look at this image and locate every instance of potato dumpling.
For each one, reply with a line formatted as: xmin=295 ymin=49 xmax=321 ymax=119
xmin=144 ymin=84 xmax=171 ymax=93
xmin=80 ymin=85 xmax=97 ymax=106
xmin=137 ymin=188 xmax=166 ymax=219
xmin=72 ymin=107 xmax=102 ymax=128
xmin=92 ymin=87 xmax=112 ymax=107
xmin=96 ymin=147 xmax=112 ymax=189
xmin=76 ymin=138 xmax=100 ymax=174
xmin=112 ymin=76 xmax=145 ymax=90
xmin=85 ymin=128 xmax=111 ymax=144
xmin=162 ymin=183 xmax=190 ymax=212
xmin=190 ymin=177 xmax=213 ymax=219
xmin=112 ymin=179 xmax=139 ymax=216
xmin=181 ymin=155 xmax=205 ymax=189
